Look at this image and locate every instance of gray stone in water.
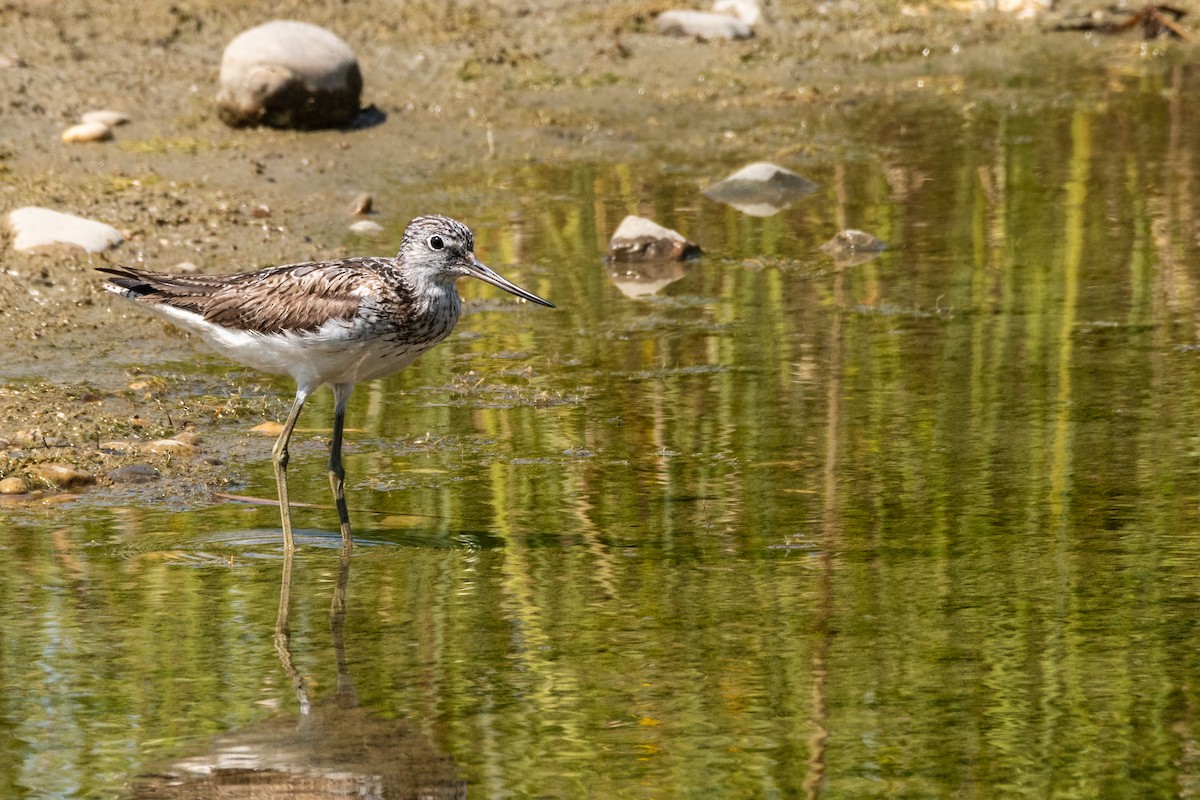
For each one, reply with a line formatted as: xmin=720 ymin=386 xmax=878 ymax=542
xmin=608 ymin=215 xmax=702 ymax=263
xmin=820 ymin=229 xmax=887 ymax=266
xmin=7 ymin=207 xmax=123 ymax=253
xmin=217 ymin=20 xmax=362 ymax=130
xmin=702 ymin=162 xmax=818 ymax=217
xmin=656 ymin=10 xmax=754 ymax=41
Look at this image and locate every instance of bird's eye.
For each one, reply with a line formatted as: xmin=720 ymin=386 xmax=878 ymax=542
xmin=428 ymin=235 xmax=444 ymax=251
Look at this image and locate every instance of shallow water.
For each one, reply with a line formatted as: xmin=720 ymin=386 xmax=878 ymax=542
xmin=7 ymin=63 xmax=1200 ymax=798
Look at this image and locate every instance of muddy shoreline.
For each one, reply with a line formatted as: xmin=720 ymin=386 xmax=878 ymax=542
xmin=0 ymin=0 xmax=1182 ymax=506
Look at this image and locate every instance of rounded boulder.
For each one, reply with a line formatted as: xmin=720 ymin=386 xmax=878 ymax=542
xmin=217 ymin=20 xmax=362 ymax=130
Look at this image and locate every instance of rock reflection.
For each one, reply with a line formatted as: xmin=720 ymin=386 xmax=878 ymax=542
xmin=608 ymin=259 xmax=691 ymax=298
xmin=127 ymin=548 xmax=464 ymax=800
xmin=701 ymin=162 xmax=818 ymax=217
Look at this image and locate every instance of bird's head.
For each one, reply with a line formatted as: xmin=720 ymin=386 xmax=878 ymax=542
xmin=399 ymin=215 xmax=554 ymax=307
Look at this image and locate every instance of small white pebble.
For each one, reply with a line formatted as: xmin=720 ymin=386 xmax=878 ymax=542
xmin=349 ymin=220 xmax=385 ymax=235
xmin=81 ymin=110 xmax=130 ymax=127
xmin=61 ymin=121 xmax=113 ymax=143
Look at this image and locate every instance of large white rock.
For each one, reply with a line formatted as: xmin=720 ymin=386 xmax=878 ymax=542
xmin=656 ymin=10 xmax=754 ymax=41
xmin=702 ymin=163 xmax=818 ymax=217
xmin=7 ymin=207 xmax=123 ymax=253
xmin=217 ymin=20 xmax=362 ymax=129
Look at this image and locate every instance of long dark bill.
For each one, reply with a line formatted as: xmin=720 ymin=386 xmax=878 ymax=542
xmin=467 ymin=257 xmax=555 ymax=308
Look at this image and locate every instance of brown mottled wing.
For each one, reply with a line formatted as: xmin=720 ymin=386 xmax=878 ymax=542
xmin=100 ymin=259 xmax=389 ymax=335
xmin=196 ymin=262 xmax=375 ymax=334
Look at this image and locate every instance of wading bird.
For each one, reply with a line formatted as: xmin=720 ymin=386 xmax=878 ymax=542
xmin=101 ymin=215 xmax=553 ymax=549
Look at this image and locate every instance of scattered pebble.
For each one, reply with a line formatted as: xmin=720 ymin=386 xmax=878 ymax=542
xmin=107 ymin=464 xmax=162 ymax=485
xmin=349 ymin=192 xmax=373 ymax=215
xmin=993 ymin=0 xmax=1052 ymax=16
xmin=0 ymin=477 xmax=29 ymax=495
xmin=7 ymin=207 xmax=124 ymax=254
xmin=103 ymin=431 xmax=201 ymax=457
xmin=656 ymin=10 xmax=754 ymax=41
xmin=349 ymin=219 xmax=385 ymax=235
xmin=10 ymin=430 xmax=43 ymax=447
xmin=217 ymin=20 xmax=363 ymax=129
xmin=30 ymin=463 xmax=96 ymax=489
xmin=608 ymin=215 xmax=702 ymax=262
xmin=0 ymin=54 xmax=25 ymax=69
xmin=702 ymin=162 xmax=818 ymax=217
xmin=80 ymin=110 xmax=130 ymax=127
xmin=61 ymin=121 xmax=113 ymax=143
xmin=173 ymin=429 xmax=202 ymax=446
xmin=144 ymin=438 xmax=197 ymax=456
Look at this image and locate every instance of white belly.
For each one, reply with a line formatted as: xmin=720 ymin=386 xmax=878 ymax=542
xmin=209 ymin=326 xmax=440 ymax=388
xmin=150 ymin=303 xmax=447 ymax=391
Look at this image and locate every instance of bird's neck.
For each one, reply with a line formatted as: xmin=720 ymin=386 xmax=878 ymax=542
xmin=406 ymin=269 xmax=462 ymax=319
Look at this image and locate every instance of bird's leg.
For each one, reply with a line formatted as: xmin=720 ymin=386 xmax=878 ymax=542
xmin=274 ymin=547 xmax=311 ymax=715
xmin=330 ymin=543 xmax=356 ymax=704
xmin=328 ymin=383 xmax=354 ymax=547
xmin=272 ymin=388 xmax=310 ymax=551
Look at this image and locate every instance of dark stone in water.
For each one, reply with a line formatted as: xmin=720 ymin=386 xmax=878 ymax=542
xmin=820 ymin=229 xmax=887 ymax=266
xmin=607 ymin=215 xmax=702 ymax=263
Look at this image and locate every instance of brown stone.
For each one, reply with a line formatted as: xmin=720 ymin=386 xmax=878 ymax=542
xmin=0 ymin=476 xmax=29 ymax=495
xmin=30 ymin=463 xmax=96 ymax=489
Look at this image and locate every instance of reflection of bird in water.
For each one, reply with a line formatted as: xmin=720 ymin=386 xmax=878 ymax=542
xmin=128 ymin=550 xmax=466 ymax=799
xmin=101 ymin=215 xmax=553 ymax=550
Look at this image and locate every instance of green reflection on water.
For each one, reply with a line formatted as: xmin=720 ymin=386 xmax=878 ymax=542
xmin=7 ymin=72 xmax=1200 ymax=798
